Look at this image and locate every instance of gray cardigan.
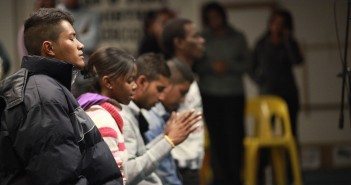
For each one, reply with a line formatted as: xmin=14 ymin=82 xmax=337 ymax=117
xmin=195 ymin=26 xmax=251 ymax=96
xmin=121 ymin=101 xmax=173 ymax=185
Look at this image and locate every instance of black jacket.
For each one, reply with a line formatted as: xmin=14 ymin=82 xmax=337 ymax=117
xmin=251 ymin=34 xmax=303 ymax=97
xmin=0 ymin=56 xmax=123 ymax=185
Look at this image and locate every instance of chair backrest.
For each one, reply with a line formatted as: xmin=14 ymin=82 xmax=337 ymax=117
xmin=246 ymin=95 xmax=293 ymax=140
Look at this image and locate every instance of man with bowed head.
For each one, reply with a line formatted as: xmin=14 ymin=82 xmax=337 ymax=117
xmin=120 ymin=53 xmax=202 ymax=185
xmin=0 ymin=8 xmax=123 ymax=185
xmin=143 ymin=59 xmax=195 ymax=185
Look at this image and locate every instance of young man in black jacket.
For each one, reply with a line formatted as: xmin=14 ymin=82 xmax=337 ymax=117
xmin=0 ymin=8 xmax=123 ymax=185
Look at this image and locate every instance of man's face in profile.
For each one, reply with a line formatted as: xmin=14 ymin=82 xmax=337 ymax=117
xmin=51 ymin=20 xmax=85 ymax=69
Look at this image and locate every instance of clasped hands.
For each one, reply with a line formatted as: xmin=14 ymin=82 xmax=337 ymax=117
xmin=163 ymin=109 xmax=202 ymax=146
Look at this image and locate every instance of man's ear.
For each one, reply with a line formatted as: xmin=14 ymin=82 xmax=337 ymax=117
xmin=42 ymin=41 xmax=55 ymax=56
xmin=136 ymin=75 xmax=148 ymax=91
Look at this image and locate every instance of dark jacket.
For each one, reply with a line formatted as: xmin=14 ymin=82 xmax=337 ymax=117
xmin=0 ymin=43 xmax=10 ymax=76
xmin=251 ymin=33 xmax=303 ymax=97
xmin=0 ymin=56 xmax=123 ymax=185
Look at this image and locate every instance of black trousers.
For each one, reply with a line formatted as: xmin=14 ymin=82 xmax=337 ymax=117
xmin=202 ymin=94 xmax=245 ymax=185
xmin=178 ymin=168 xmax=200 ymax=185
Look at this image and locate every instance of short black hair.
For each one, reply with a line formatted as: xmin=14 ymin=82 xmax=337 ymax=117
xmin=24 ymin=8 xmax=74 ymax=55
xmin=161 ymin=18 xmax=192 ymax=57
xmin=167 ymin=59 xmax=194 ymax=84
xmin=136 ymin=53 xmax=171 ymax=81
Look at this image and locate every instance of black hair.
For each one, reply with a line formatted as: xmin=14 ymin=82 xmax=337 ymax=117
xmin=24 ymin=8 xmax=74 ymax=55
xmin=142 ymin=7 xmax=175 ymax=35
xmin=201 ymin=2 xmax=228 ymax=28
xmin=161 ymin=18 xmax=192 ymax=57
xmin=136 ymin=53 xmax=171 ymax=81
xmin=167 ymin=59 xmax=194 ymax=84
xmin=269 ymin=8 xmax=294 ymax=32
xmin=86 ymin=47 xmax=136 ymax=93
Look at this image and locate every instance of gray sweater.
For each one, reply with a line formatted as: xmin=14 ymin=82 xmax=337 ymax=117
xmin=195 ymin=26 xmax=251 ymax=96
xmin=121 ymin=101 xmax=173 ymax=185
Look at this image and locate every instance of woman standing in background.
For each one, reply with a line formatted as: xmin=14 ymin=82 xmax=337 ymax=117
xmin=250 ymin=8 xmax=304 ymax=185
xmin=138 ymin=7 xmax=175 ymax=58
xmin=194 ymin=2 xmax=251 ymax=185
xmin=251 ymin=8 xmax=304 ymax=137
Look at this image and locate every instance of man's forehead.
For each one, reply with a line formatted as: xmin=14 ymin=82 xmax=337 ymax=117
xmin=176 ymin=81 xmax=191 ymax=87
xmin=152 ymin=75 xmax=169 ymax=85
xmin=59 ymin=20 xmax=76 ymax=34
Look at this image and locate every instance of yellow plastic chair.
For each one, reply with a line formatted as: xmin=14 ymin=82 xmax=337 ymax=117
xmin=243 ymin=96 xmax=303 ymax=185
xmin=200 ymin=125 xmax=212 ymax=185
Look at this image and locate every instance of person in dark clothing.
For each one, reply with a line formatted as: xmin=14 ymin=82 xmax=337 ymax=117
xmin=194 ymin=2 xmax=251 ymax=185
xmin=251 ymin=8 xmax=303 ymax=137
xmin=0 ymin=8 xmax=123 ymax=185
xmin=138 ymin=7 xmax=175 ymax=59
xmin=250 ymin=8 xmax=304 ymax=185
xmin=0 ymin=42 xmax=10 ymax=79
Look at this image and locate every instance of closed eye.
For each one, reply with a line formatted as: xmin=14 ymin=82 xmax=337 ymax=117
xmin=157 ymin=86 xmax=166 ymax=93
xmin=69 ymin=33 xmax=77 ymax=41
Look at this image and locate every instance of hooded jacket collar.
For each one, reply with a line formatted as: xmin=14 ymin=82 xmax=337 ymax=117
xmin=78 ymin=93 xmax=109 ymax=110
xmin=78 ymin=92 xmax=123 ymax=111
xmin=21 ymin=55 xmax=73 ymax=90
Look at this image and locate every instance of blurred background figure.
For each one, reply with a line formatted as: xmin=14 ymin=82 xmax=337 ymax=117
xmin=194 ymin=2 xmax=251 ymax=185
xmin=161 ymin=17 xmax=206 ymax=185
xmin=138 ymin=7 xmax=175 ymax=58
xmin=17 ymin=0 xmax=56 ymax=59
xmin=250 ymin=8 xmax=303 ymax=139
xmin=0 ymin=41 xmax=10 ymax=79
xmin=250 ymin=8 xmax=304 ymax=185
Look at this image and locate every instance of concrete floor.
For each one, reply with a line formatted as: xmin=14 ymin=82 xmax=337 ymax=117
xmin=303 ymin=169 xmax=351 ymax=185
